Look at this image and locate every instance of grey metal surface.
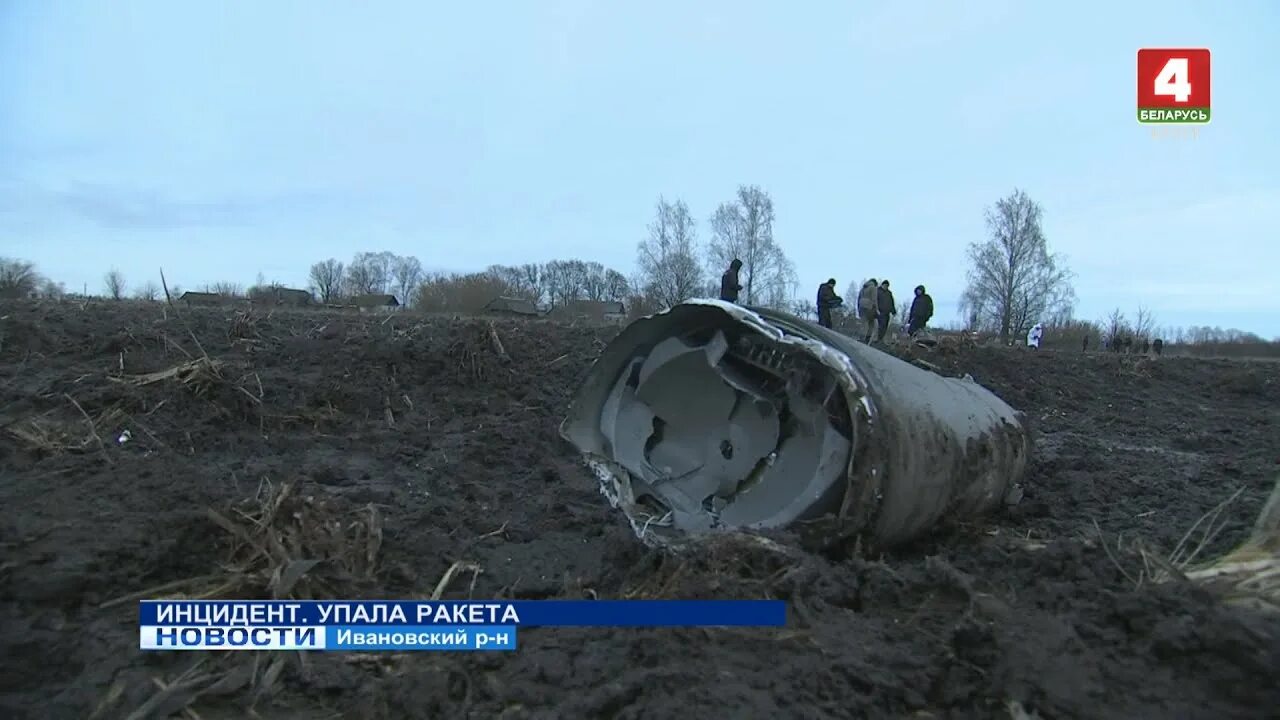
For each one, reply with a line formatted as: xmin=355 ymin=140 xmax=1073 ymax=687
xmin=560 ymin=300 xmax=1031 ymax=551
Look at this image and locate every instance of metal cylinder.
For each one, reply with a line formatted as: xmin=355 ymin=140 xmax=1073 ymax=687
xmin=560 ymin=301 xmax=1031 ymax=552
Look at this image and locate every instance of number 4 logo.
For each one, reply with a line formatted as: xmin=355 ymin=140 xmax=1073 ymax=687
xmin=1153 ymin=57 xmax=1191 ymax=103
xmin=1137 ymin=48 xmax=1211 ymax=124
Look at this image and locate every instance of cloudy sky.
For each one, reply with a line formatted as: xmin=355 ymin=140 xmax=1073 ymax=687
xmin=2 ymin=1 xmax=1277 ymax=336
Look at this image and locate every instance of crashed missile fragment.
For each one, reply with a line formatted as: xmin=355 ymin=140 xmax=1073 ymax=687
xmin=560 ymin=301 xmax=1032 ymax=551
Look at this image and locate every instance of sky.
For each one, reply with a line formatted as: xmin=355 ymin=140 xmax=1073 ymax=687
xmin=2 ymin=0 xmax=1277 ymax=337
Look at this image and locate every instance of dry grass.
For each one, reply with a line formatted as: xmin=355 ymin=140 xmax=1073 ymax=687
xmin=448 ymin=322 xmax=514 ymax=382
xmin=1136 ymin=479 xmax=1280 ymax=614
xmin=9 ymin=408 xmax=120 ymax=452
xmin=106 ymin=478 xmax=389 ymax=603
xmin=99 ymin=479 xmax=386 ymax=719
xmin=7 ymin=400 xmax=125 ymax=462
xmin=109 ymin=357 xmax=228 ymax=397
xmin=97 ymin=476 xmax=505 ymax=718
xmin=203 ymin=478 xmax=384 ymax=598
xmin=1180 ymin=477 xmax=1280 ymax=613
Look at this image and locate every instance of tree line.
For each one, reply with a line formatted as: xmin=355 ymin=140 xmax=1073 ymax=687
xmin=1 ymin=184 xmax=1275 ymax=354
xmin=411 ymin=260 xmax=631 ymax=314
xmin=632 ymin=184 xmax=798 ymax=314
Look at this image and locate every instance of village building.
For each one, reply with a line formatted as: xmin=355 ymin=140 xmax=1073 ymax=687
xmin=551 ymin=299 xmax=627 ymax=324
xmin=483 ymin=296 xmax=540 ymax=317
xmin=348 ymin=294 xmax=401 ymax=313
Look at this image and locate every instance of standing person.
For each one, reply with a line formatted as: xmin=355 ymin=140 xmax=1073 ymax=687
xmin=1082 ymin=335 xmax=1090 ymax=351
xmin=875 ymin=280 xmax=896 ymax=342
xmin=815 ymin=278 xmax=842 ymax=329
xmin=857 ymin=279 xmax=879 ymax=342
xmin=1152 ymin=338 xmax=1164 ymax=356
xmin=1027 ymin=323 xmax=1044 ymax=349
xmin=907 ymin=285 xmax=934 ymax=336
xmin=719 ymin=259 xmax=743 ymax=303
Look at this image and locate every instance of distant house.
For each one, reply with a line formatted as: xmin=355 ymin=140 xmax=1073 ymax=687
xmin=277 ymin=288 xmax=314 ymax=306
xmin=483 ymin=296 xmax=540 ymax=317
xmin=349 ymin=294 xmax=401 ymax=313
xmin=179 ymin=291 xmax=229 ymax=306
xmin=553 ymin=300 xmax=627 ymax=324
xmin=250 ymin=286 xmax=314 ymax=307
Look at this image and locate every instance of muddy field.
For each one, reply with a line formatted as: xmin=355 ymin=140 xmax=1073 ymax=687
xmin=1 ymin=299 xmax=1278 ymax=720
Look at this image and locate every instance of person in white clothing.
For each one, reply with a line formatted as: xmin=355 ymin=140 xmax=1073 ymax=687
xmin=1026 ymin=323 xmax=1043 ymax=349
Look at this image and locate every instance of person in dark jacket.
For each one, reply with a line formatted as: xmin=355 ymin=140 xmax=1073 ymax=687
xmin=1152 ymin=338 xmax=1164 ymax=356
xmin=720 ymin=259 xmax=743 ymax=303
xmin=815 ymin=278 xmax=842 ymax=329
xmin=907 ymin=285 xmax=933 ymax=336
xmin=875 ymin=280 xmax=896 ymax=342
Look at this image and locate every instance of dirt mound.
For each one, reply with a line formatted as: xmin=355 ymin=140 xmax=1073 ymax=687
xmin=1 ymin=301 xmax=1278 ymax=719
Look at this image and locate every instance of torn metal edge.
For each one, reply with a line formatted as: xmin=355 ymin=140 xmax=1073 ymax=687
xmin=572 ymin=300 xmax=886 ymax=550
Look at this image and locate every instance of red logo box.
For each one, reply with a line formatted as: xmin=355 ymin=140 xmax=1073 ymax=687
xmin=1137 ymin=48 xmax=1211 ymax=124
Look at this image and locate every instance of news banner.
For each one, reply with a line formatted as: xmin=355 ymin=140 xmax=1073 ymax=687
xmin=139 ymin=600 xmax=787 ymax=652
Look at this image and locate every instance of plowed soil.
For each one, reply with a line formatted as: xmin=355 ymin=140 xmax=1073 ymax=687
xmin=1 ymin=300 xmax=1278 ymax=720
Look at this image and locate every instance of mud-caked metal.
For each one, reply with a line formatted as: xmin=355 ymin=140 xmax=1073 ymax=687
xmin=560 ymin=300 xmax=1031 ymax=552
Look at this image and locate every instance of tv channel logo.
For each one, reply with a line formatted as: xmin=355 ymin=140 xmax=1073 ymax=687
xmin=1137 ymin=49 xmax=1210 ymax=124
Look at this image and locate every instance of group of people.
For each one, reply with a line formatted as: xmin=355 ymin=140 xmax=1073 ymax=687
xmin=719 ymin=259 xmax=934 ymax=343
xmin=1098 ymin=336 xmax=1164 ymax=355
xmin=1029 ymin=326 xmax=1165 ymax=356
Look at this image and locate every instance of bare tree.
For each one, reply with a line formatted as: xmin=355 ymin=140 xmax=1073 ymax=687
xmin=540 ymin=259 xmax=589 ymax=308
xmin=790 ymin=299 xmax=815 ymax=319
xmin=309 ymin=259 xmax=345 ymax=303
xmin=705 ymin=186 xmax=794 ymax=308
xmin=843 ymin=280 xmax=862 ymax=307
xmin=520 ymin=264 xmax=542 ymax=302
xmin=485 ymin=264 xmax=540 ymax=302
xmin=103 ymin=269 xmax=127 ymax=300
xmin=540 ymin=261 xmax=565 ymax=308
xmin=134 ymin=281 xmax=160 ymax=301
xmin=346 ymin=251 xmax=395 ymax=295
xmin=624 ymin=275 xmax=661 ymax=320
xmin=483 ymin=258 xmax=629 ymax=308
xmin=759 ymin=255 xmax=799 ymax=311
xmin=207 ymin=281 xmax=242 ymax=297
xmin=580 ymin=261 xmax=608 ymax=301
xmin=637 ymin=196 xmax=703 ymax=308
xmin=1133 ymin=306 xmax=1156 ymax=340
xmin=37 ymin=278 xmax=66 ymax=299
xmin=414 ymin=271 xmax=510 ymax=313
xmin=564 ymin=260 xmax=589 ymax=303
xmin=959 ymin=189 xmax=1075 ymax=339
xmin=1102 ymin=308 xmax=1130 ymax=345
xmin=603 ymin=268 xmax=629 ymax=302
xmin=0 ymin=258 xmax=41 ymax=299
xmin=390 ymin=256 xmax=423 ymax=306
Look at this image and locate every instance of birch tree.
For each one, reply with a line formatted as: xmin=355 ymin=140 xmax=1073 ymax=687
xmin=705 ymin=185 xmax=795 ymax=309
xmin=959 ymin=189 xmax=1075 ymax=339
xmin=636 ymin=196 xmax=703 ymax=308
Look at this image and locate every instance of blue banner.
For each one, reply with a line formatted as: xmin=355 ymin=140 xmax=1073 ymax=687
xmin=326 ymin=625 xmax=516 ymax=651
xmin=138 ymin=625 xmax=518 ymax=651
xmin=138 ymin=600 xmax=787 ymax=627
